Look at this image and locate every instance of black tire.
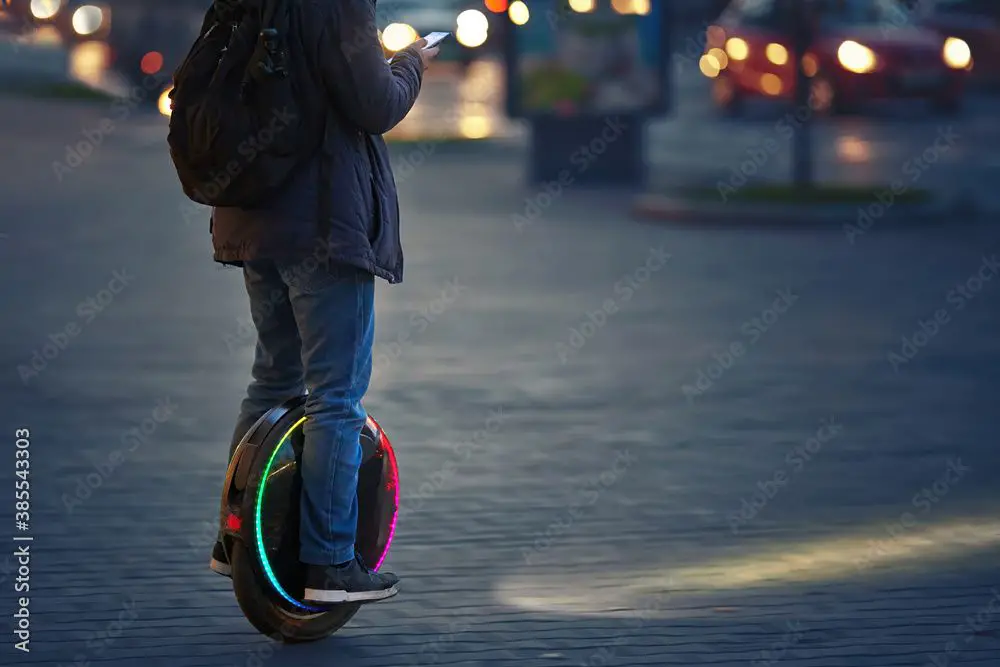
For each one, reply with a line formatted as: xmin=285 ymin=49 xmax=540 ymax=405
xmin=230 ymin=540 xmax=359 ymax=643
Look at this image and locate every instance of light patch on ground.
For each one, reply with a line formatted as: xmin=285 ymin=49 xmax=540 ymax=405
xmin=495 ymin=516 xmax=1000 ymax=616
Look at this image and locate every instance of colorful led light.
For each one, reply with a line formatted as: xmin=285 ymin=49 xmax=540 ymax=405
xmin=371 ymin=417 xmax=400 ymax=571
xmin=254 ymin=415 xmax=399 ymax=610
xmin=255 ymin=416 xmax=320 ymax=611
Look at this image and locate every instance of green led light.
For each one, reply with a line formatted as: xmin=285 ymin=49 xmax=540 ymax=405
xmin=253 ymin=416 xmax=323 ymax=611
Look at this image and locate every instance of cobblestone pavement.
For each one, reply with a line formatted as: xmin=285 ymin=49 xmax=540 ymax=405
xmin=0 ymin=98 xmax=999 ymax=667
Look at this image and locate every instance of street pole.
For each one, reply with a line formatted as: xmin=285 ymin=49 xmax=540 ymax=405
xmin=791 ymin=0 xmax=814 ymax=188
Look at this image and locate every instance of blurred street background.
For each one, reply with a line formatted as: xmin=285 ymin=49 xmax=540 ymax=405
xmin=1 ymin=0 xmax=999 ymax=665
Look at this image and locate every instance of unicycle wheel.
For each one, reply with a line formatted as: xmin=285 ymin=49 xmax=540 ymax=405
xmin=221 ymin=396 xmax=399 ymax=642
xmin=230 ymin=540 xmax=359 ymax=643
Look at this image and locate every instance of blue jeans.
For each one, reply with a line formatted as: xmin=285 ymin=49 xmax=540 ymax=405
xmin=229 ymin=259 xmax=374 ymax=566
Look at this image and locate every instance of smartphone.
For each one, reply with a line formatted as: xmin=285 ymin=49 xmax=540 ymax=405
xmin=422 ymin=31 xmax=451 ymax=49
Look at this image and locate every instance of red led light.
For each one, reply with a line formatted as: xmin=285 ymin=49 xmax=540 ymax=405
xmin=140 ymin=51 xmax=164 ymax=75
xmin=226 ymin=513 xmax=241 ymax=531
xmin=484 ymin=0 xmax=508 ymax=12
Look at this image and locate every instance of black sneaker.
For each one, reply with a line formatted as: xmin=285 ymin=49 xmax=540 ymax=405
xmin=210 ymin=541 xmax=232 ymax=577
xmin=303 ymin=554 xmax=399 ymax=604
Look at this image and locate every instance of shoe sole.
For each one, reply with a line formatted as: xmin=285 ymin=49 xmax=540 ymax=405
xmin=210 ymin=558 xmax=232 ymax=577
xmin=303 ymin=584 xmax=398 ymax=604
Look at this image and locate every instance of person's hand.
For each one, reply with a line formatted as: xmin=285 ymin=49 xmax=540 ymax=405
xmin=408 ymin=38 xmax=439 ymax=71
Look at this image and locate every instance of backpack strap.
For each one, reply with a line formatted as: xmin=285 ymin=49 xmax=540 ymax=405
xmin=238 ymin=0 xmax=290 ymax=100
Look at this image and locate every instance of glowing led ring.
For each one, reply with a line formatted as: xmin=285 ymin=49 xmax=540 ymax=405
xmin=253 ymin=416 xmax=398 ymax=612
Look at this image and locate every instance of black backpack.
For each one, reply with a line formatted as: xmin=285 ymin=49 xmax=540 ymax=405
xmin=167 ymin=0 xmax=321 ymax=207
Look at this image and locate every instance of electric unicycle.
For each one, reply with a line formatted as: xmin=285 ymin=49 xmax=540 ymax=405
xmin=218 ymin=395 xmax=399 ymax=642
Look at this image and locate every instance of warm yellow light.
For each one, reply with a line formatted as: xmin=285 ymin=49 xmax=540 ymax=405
xmin=766 ymin=43 xmax=788 ymax=66
xmin=942 ymin=37 xmax=971 ymax=69
xmin=699 ymin=54 xmax=721 ymax=78
xmin=456 ymin=9 xmax=489 ymax=47
xmin=760 ymin=73 xmax=782 ymax=95
xmin=381 ymin=23 xmax=418 ymax=51
xmin=71 ymin=5 xmax=104 ymax=36
xmin=630 ymin=0 xmax=650 ymax=14
xmin=708 ymin=47 xmax=728 ymax=70
xmin=836 ymin=136 xmax=871 ymax=163
xmin=459 ymin=115 xmax=491 ymax=139
xmin=837 ymin=40 xmax=877 ymax=74
xmin=508 ymin=0 xmax=529 ymax=25
xmin=496 ymin=518 xmax=1000 ymax=616
xmin=568 ymin=0 xmax=595 ymax=11
xmin=158 ymin=87 xmax=173 ymax=117
xmin=68 ymin=41 xmax=109 ymax=84
xmin=610 ymin=0 xmax=649 ymax=14
xmin=30 ymin=0 xmax=61 ymax=20
xmin=726 ymin=37 xmax=749 ymax=61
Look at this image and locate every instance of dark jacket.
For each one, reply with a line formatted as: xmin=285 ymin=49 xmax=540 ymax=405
xmin=210 ymin=0 xmax=423 ymax=284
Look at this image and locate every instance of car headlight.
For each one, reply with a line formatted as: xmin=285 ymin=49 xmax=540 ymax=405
xmin=942 ymin=37 xmax=971 ymax=69
xmin=837 ymin=40 xmax=877 ymax=74
xmin=71 ymin=5 xmax=104 ymax=36
xmin=381 ymin=23 xmax=418 ymax=52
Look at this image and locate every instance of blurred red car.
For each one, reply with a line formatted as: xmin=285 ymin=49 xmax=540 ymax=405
xmin=703 ymin=0 xmax=971 ymax=114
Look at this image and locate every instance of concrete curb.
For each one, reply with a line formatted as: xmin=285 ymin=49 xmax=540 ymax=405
xmin=630 ymin=192 xmax=994 ymax=228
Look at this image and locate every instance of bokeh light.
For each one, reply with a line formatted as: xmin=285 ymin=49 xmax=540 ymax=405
xmin=508 ymin=1 xmax=529 ymax=25
xmin=140 ymin=50 xmax=163 ymax=75
xmin=71 ymin=5 xmax=104 ymax=36
xmin=29 ymin=0 xmax=62 ymax=20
